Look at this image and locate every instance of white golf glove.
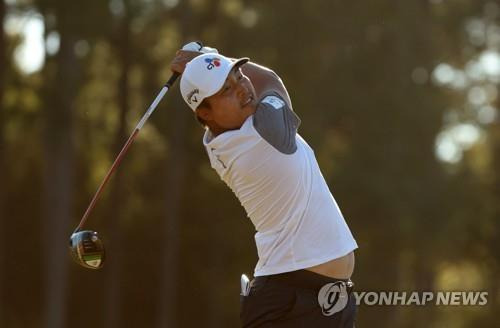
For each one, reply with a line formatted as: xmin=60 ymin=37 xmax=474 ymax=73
xmin=200 ymin=46 xmax=218 ymax=54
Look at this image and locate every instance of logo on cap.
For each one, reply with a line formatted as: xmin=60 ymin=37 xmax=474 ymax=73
xmin=187 ymin=88 xmax=199 ymax=105
xmin=205 ymin=57 xmax=221 ymax=70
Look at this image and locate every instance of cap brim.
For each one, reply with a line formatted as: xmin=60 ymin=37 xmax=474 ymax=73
xmin=231 ymin=57 xmax=250 ymax=69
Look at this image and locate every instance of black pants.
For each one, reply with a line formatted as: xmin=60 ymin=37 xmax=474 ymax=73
xmin=240 ymin=270 xmax=356 ymax=328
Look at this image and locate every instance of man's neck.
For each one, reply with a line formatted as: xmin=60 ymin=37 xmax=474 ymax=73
xmin=207 ymin=119 xmax=247 ymax=137
xmin=207 ymin=125 xmax=227 ymax=137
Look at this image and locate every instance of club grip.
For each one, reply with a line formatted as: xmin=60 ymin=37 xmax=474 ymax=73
xmin=165 ymin=72 xmax=180 ymax=88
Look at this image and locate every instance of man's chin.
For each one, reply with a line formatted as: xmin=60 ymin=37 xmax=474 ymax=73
xmin=241 ymin=95 xmax=256 ymax=108
xmin=242 ymin=100 xmax=257 ymax=112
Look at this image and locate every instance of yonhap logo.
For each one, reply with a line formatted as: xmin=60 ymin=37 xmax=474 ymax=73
xmin=318 ymin=281 xmax=349 ymax=316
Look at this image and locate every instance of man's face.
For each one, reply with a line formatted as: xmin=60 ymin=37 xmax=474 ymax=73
xmin=199 ymin=66 xmax=257 ymax=133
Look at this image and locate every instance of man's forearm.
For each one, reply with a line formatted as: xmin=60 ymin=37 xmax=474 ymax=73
xmin=241 ymin=62 xmax=293 ymax=109
xmin=172 ymin=49 xmax=294 ymax=108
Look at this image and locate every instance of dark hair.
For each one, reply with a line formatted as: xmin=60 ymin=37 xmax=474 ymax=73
xmin=195 ymin=98 xmax=210 ymax=127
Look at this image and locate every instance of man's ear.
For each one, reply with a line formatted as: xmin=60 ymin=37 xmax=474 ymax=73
xmin=196 ymin=105 xmax=212 ymax=122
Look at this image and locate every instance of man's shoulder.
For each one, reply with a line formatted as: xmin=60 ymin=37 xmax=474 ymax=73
xmin=253 ymin=92 xmax=301 ymax=155
xmin=260 ymin=93 xmax=287 ymax=110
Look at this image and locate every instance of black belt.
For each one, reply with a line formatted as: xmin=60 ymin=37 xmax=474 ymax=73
xmin=261 ymin=269 xmax=354 ymax=294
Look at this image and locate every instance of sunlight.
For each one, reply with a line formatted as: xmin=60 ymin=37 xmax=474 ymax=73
xmin=45 ymin=31 xmax=60 ymax=56
xmin=433 ymin=63 xmax=456 ymax=85
xmin=435 ymin=123 xmax=482 ymax=163
xmin=477 ymin=105 xmax=498 ymax=124
xmin=5 ymin=13 xmax=45 ymax=74
xmin=479 ymin=50 xmax=500 ymax=76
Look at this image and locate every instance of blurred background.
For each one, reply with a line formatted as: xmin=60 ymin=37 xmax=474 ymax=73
xmin=1 ymin=0 xmax=499 ymax=327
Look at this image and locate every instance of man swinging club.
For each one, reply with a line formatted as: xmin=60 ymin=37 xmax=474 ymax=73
xmin=170 ymin=45 xmax=358 ymax=327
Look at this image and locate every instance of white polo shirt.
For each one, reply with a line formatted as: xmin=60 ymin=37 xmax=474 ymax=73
xmin=203 ymin=93 xmax=357 ymax=276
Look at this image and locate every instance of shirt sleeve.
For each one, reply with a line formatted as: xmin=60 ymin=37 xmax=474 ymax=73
xmin=253 ymin=92 xmax=301 ymax=154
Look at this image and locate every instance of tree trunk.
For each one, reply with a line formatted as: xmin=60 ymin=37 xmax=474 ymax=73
xmin=105 ymin=8 xmax=132 ymax=328
xmin=42 ymin=8 xmax=79 ymax=328
xmin=157 ymin=114 xmax=188 ymax=328
xmin=490 ymin=99 xmax=500 ymax=320
xmin=0 ymin=0 xmax=6 ymax=325
xmin=157 ymin=6 xmax=197 ymax=327
xmin=391 ymin=2 xmax=437 ymax=327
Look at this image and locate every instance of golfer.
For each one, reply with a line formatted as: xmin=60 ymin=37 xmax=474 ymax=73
xmin=170 ymin=47 xmax=358 ymax=327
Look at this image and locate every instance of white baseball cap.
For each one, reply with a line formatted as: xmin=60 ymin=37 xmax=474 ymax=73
xmin=180 ymin=53 xmax=249 ymax=111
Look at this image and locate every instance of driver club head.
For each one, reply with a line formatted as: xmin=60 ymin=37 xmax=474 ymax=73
xmin=69 ymin=230 xmax=105 ymax=270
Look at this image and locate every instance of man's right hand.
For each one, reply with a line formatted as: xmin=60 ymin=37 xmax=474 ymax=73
xmin=170 ymin=50 xmax=202 ymax=75
xmin=170 ymin=44 xmax=218 ymax=75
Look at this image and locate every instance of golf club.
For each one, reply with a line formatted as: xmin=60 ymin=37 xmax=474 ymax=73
xmin=69 ymin=41 xmax=204 ymax=270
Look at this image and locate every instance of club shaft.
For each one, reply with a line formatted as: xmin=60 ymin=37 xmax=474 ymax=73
xmin=75 ymin=128 xmax=139 ymax=232
xmin=137 ymin=75 xmax=177 ymax=129
xmin=74 ymin=77 xmax=178 ymax=233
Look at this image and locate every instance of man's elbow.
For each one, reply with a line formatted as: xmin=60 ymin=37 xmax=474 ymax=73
xmin=264 ymin=67 xmax=281 ymax=82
